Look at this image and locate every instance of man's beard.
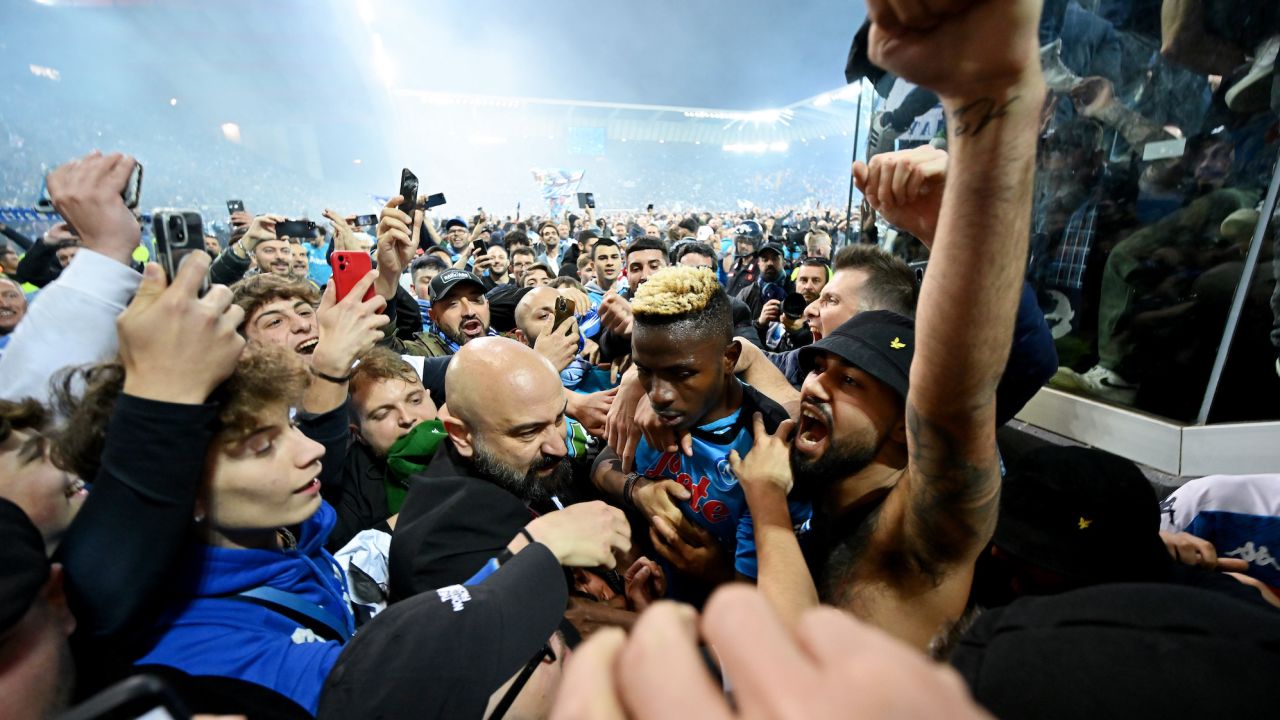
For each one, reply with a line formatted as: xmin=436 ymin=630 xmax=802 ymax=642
xmin=790 ymin=406 xmax=881 ymax=500
xmin=472 ymin=437 xmax=571 ymax=504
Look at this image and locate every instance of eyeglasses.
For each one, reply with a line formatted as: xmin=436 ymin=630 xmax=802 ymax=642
xmin=489 ymin=643 xmax=556 ymax=720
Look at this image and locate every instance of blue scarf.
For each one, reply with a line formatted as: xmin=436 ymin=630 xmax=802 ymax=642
xmin=425 ymin=320 xmax=500 ymax=354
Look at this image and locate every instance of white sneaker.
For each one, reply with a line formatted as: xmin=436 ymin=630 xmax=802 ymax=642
xmin=1050 ymin=364 xmax=1139 ymax=405
xmin=1227 ymin=35 xmax=1279 ymax=113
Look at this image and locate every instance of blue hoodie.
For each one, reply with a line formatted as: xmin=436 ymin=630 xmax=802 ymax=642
xmin=134 ymin=502 xmax=353 ymax=714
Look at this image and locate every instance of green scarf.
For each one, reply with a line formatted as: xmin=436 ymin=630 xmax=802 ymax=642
xmin=383 ymin=419 xmax=448 ymax=514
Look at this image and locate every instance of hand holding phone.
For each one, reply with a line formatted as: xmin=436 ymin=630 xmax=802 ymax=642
xmin=43 ymin=152 xmax=143 ymax=265
xmin=397 ymin=168 xmax=419 ymax=217
xmin=227 ymin=199 xmax=245 ymax=215
xmin=330 ymin=251 xmax=377 ymax=303
xmin=554 ymin=295 xmax=576 ymax=332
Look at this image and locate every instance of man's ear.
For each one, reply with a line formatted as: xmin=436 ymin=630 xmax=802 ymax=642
xmin=444 ymin=415 xmax=475 ymax=458
xmin=349 ymin=422 xmax=368 ymax=445
xmin=890 ymin=414 xmax=908 ymax=446
xmin=514 ymin=328 xmax=530 ymax=346
xmin=724 ymin=338 xmax=743 ymax=376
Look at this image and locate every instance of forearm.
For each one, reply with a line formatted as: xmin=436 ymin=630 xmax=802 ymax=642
xmin=735 ymin=338 xmax=801 ymax=412
xmin=746 ymin=486 xmax=818 ymax=628
xmin=59 ymin=395 xmax=218 ymax=638
xmin=912 ymin=78 xmax=1044 ymax=419
xmin=0 ymin=225 xmax=33 ymax=250
xmin=1092 ymin=101 xmax=1172 ymax=147
xmin=209 ymin=245 xmax=251 ymax=285
xmin=591 ymin=448 xmax=628 ymax=499
xmin=14 ymin=239 xmax=57 ymax=287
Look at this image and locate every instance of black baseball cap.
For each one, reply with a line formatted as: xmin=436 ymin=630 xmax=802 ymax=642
xmin=992 ymin=446 xmax=1169 ymax=584
xmin=429 ymin=268 xmax=486 ymax=303
xmin=318 ymin=543 xmax=569 ymax=719
xmin=0 ymin=498 xmax=49 ymax=636
xmin=443 ymin=217 xmax=469 ymax=231
xmin=952 ymin=583 xmax=1280 ymax=719
xmin=798 ymin=310 xmax=914 ymax=398
xmin=757 ymin=241 xmax=786 ymax=259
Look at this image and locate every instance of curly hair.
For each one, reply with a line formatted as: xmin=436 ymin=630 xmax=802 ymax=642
xmin=631 ymin=266 xmax=730 ymax=344
xmin=51 ymin=344 xmax=308 ymax=482
xmin=0 ymin=397 xmax=48 ymax=447
xmin=230 ymin=273 xmax=321 ymax=330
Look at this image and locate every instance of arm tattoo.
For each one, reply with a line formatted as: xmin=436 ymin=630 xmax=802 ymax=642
xmin=950 ymin=96 xmax=1020 ymax=137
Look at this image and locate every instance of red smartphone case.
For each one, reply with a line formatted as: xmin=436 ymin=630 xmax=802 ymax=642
xmin=330 ymin=251 xmax=376 ymax=302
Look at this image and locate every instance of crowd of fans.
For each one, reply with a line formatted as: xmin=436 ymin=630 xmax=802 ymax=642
xmin=1 ymin=1 xmax=1279 ymax=719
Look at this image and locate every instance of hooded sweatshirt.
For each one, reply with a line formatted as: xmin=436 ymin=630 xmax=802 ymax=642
xmin=133 ymin=502 xmax=353 ymax=714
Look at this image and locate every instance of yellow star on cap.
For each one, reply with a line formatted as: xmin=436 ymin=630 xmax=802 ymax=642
xmin=889 ymin=337 xmax=906 ymax=350
xmin=1078 ymin=517 xmax=1092 ymax=530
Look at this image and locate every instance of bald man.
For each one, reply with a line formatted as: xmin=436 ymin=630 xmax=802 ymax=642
xmin=389 ymin=337 xmax=630 ymax=599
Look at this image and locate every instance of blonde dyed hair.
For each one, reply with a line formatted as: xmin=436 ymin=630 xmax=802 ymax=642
xmin=631 ymin=266 xmax=731 ymax=343
xmin=631 ymin=266 xmax=719 ymax=318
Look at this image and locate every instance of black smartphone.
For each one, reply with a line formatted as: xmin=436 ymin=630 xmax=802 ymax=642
xmin=275 ymin=219 xmax=318 ymax=238
xmin=59 ymin=675 xmax=191 ymax=720
xmin=226 ymin=199 xmax=245 ymax=215
xmin=423 ymin=192 xmax=447 ymax=210
xmin=471 ymin=239 xmax=487 ymax=256
xmin=577 ymin=192 xmax=595 ymax=209
xmin=122 ymin=162 xmax=143 ymax=210
xmin=398 ymin=168 xmax=418 ymax=216
xmin=646 ymin=203 xmax=654 ymax=212
xmin=151 ymin=210 xmax=205 ymax=283
xmin=351 ymin=214 xmax=377 ymax=227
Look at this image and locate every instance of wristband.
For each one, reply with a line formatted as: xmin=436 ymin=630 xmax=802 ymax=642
xmin=518 ymin=528 xmax=535 ymax=546
xmin=309 ymin=365 xmax=354 ymax=384
xmin=622 ymin=472 xmax=642 ymax=508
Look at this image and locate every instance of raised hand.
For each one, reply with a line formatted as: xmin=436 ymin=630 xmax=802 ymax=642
xmin=526 ymin=500 xmax=632 ymax=568
xmin=118 ymin=253 xmax=245 ymax=404
xmin=853 ymin=145 xmax=948 ymax=247
xmin=323 ymin=208 xmax=359 ymax=252
xmin=598 ymin=292 xmax=634 ymax=337
xmin=728 ymin=413 xmax=796 ymax=497
xmin=374 ymin=196 xmax=416 ymax=299
xmin=533 ymin=315 xmax=580 ymax=372
xmin=241 ymin=214 xmax=286 ymax=256
xmin=866 ymin=0 xmax=1042 ymax=100
xmin=45 ymin=151 xmax=141 ymax=266
xmin=757 ymin=299 xmax=781 ymax=327
xmin=312 ymin=271 xmax=389 ymax=379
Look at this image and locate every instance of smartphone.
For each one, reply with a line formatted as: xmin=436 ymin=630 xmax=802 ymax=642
xmin=351 ymin=214 xmax=377 ymax=227
xmin=58 ymin=675 xmax=191 ymax=720
xmin=276 ymin=219 xmax=318 ymax=239
xmin=553 ymin=296 xmax=576 ymax=332
xmin=122 ymin=162 xmax=143 ymax=210
xmin=398 ymin=168 xmax=419 ymax=216
xmin=471 ymin=239 xmax=488 ymax=256
xmin=151 ymin=210 xmax=206 ymax=284
xmin=330 ymin=251 xmax=376 ymax=303
xmin=577 ymin=192 xmax=595 ymax=209
xmin=423 ymin=192 xmax=447 ymax=210
xmin=646 ymin=203 xmax=654 ymax=212
xmin=226 ymin=199 xmax=245 ymax=215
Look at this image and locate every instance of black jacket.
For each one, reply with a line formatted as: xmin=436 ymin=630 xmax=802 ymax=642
xmin=388 ymin=444 xmax=536 ymax=601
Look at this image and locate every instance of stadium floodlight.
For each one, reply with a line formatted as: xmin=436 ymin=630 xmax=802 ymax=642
xmin=220 ymin=123 xmax=242 ymax=143
xmin=769 ymin=141 xmax=789 ymax=152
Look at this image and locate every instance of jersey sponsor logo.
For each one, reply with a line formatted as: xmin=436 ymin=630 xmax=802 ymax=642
xmin=644 ymin=451 xmax=732 ymax=524
xmin=436 ymin=584 xmax=472 ymax=612
xmin=1225 ymin=542 xmax=1280 ymax=571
